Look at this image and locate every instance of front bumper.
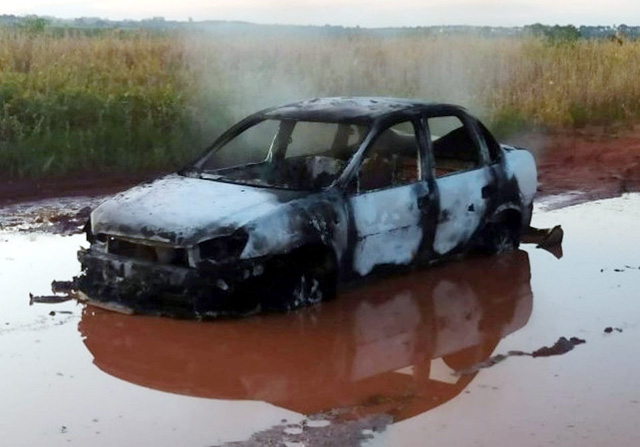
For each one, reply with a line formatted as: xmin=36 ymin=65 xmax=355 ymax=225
xmin=77 ymin=248 xmax=266 ymax=318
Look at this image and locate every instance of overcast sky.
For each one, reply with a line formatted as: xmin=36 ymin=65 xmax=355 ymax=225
xmin=5 ymin=1 xmax=640 ymax=27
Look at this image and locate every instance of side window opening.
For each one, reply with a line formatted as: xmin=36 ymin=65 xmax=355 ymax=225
xmin=280 ymin=121 xmax=368 ymax=189
xmin=427 ymin=116 xmax=481 ymax=177
xmin=284 ymin=121 xmax=337 ymax=158
xmin=356 ymin=121 xmax=421 ymax=193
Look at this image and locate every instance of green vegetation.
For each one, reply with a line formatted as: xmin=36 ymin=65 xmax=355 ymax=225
xmin=1 ymin=25 xmax=640 ymax=180
xmin=0 ymin=28 xmax=228 ymax=178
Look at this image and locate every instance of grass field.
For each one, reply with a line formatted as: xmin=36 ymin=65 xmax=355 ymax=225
xmin=1 ymin=27 xmax=639 ymax=179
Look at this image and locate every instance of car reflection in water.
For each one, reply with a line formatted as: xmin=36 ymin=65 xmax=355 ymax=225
xmin=79 ymin=250 xmax=533 ymax=422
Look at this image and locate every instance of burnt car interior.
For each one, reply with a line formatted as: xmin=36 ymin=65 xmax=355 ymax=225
xmin=428 ymin=115 xmax=481 ymax=177
xmin=357 ymin=120 xmax=421 ymax=192
xmin=192 ymin=113 xmax=491 ymax=191
xmin=196 ymin=119 xmax=367 ymax=190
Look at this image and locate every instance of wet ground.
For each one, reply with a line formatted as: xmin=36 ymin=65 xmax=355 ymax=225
xmin=509 ymin=125 xmax=640 ymax=204
xmin=2 ymin=194 xmax=640 ymax=446
xmin=4 ymin=125 xmax=640 ymax=209
xmin=0 ymin=195 xmax=104 ymax=235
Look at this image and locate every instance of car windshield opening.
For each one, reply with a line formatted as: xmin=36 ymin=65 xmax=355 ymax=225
xmin=191 ymin=119 xmax=369 ymax=190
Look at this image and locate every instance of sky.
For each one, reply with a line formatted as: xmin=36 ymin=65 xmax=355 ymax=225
xmin=4 ymin=0 xmax=640 ymax=27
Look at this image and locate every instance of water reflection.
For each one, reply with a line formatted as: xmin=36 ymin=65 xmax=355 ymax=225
xmin=79 ymin=250 xmax=532 ymax=421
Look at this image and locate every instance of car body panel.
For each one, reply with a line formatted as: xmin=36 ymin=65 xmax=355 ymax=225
xmin=350 ymin=181 xmax=429 ymax=275
xmin=239 ymin=191 xmax=350 ymax=261
xmin=433 ymin=166 xmax=493 ymax=255
xmin=91 ymin=174 xmax=298 ymax=246
xmin=501 ymin=145 xmax=538 ymax=208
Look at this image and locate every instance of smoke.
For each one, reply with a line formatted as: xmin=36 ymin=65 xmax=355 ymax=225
xmin=181 ymin=27 xmax=529 ymax=139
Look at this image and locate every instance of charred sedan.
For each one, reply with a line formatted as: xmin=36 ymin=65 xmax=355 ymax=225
xmin=78 ymin=97 xmax=537 ymax=317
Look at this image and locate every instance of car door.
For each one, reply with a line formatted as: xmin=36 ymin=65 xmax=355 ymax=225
xmin=426 ymin=113 xmax=495 ymax=256
xmin=348 ymin=119 xmax=431 ymax=276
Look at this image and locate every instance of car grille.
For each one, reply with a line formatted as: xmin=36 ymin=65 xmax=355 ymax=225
xmin=107 ymin=237 xmax=189 ymax=267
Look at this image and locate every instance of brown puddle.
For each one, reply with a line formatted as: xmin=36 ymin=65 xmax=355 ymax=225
xmin=2 ymin=194 xmax=640 ymax=446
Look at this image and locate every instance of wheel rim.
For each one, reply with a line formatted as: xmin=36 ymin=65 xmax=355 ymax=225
xmin=494 ymin=230 xmax=516 ymax=253
xmin=291 ymin=273 xmax=323 ymax=307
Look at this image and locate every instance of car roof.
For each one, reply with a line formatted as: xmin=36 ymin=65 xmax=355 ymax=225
xmin=262 ymin=97 xmax=465 ymax=123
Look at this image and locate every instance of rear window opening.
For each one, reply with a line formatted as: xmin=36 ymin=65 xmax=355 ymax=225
xmin=428 ymin=116 xmax=480 ymax=177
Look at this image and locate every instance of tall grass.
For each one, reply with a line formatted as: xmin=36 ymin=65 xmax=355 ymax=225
xmin=1 ymin=27 xmax=639 ymax=180
xmin=0 ymin=28 xmax=227 ymax=179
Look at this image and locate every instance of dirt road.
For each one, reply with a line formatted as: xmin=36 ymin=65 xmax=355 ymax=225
xmin=514 ymin=125 xmax=640 ymax=203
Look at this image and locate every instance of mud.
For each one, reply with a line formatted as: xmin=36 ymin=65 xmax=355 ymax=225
xmin=455 ymin=336 xmax=587 ymax=375
xmin=0 ymin=170 xmax=162 ymax=206
xmin=2 ymin=195 xmax=640 ymax=446
xmin=217 ymin=414 xmax=392 ymax=447
xmin=0 ymin=196 xmax=103 ymax=235
xmin=513 ymin=125 xmax=640 ymax=206
xmin=531 ymin=336 xmax=586 ymax=358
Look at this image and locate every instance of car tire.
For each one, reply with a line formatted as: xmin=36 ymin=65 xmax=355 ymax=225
xmin=262 ymin=249 xmax=336 ymax=312
xmin=289 ymin=263 xmax=327 ymax=309
xmin=480 ymin=221 xmax=520 ymax=255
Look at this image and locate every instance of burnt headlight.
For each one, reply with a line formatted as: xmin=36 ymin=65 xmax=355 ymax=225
xmin=198 ymin=231 xmax=249 ymax=263
xmin=84 ymin=218 xmax=109 ymax=252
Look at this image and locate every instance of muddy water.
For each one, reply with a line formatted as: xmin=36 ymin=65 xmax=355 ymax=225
xmin=2 ymin=195 xmax=640 ymax=446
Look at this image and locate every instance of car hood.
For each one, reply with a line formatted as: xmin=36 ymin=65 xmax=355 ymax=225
xmin=91 ymin=175 xmax=302 ymax=246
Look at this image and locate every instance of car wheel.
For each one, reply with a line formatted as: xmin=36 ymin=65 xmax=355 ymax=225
xmin=481 ymin=221 xmax=519 ymax=254
xmin=263 ymin=250 xmax=336 ymax=312
xmin=290 ymin=265 xmax=325 ymax=308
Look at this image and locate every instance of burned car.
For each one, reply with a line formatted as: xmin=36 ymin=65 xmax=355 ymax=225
xmin=78 ymin=97 xmax=537 ymax=317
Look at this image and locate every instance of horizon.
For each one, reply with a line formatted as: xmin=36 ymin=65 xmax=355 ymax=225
xmin=3 ymin=1 xmax=640 ymax=28
xmin=2 ymin=15 xmax=635 ymax=30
